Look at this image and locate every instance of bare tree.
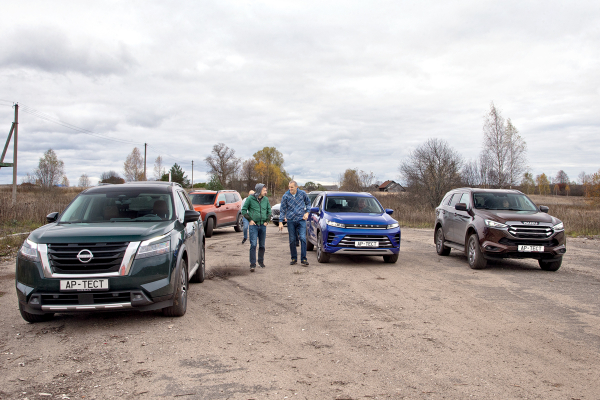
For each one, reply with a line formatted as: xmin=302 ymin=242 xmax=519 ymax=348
xmin=61 ymin=175 xmax=70 ymax=187
xmin=240 ymin=158 xmax=257 ymax=192
xmin=505 ymin=118 xmax=527 ymax=187
xmin=461 ymin=159 xmax=480 ymax=187
xmin=100 ymin=170 xmax=125 ymax=184
xmin=205 ymin=143 xmax=241 ymax=187
xmin=521 ymin=172 xmax=535 ymax=194
xmin=554 ymin=170 xmax=569 ymax=184
xmin=339 ymin=169 xmax=362 ymax=191
xmin=399 ymin=138 xmax=463 ymax=208
xmin=35 ymin=149 xmax=65 ymax=189
xmin=78 ymin=174 xmax=91 ymax=188
xmin=359 ymin=170 xmax=377 ymax=191
xmin=153 ymin=155 xmax=165 ymax=181
xmin=123 ymin=147 xmax=145 ymax=182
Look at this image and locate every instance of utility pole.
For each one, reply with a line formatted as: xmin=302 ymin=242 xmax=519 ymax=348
xmin=13 ymin=104 xmax=17 ymax=204
xmin=144 ymin=143 xmax=147 ymax=181
xmin=191 ymin=160 xmax=194 ymax=189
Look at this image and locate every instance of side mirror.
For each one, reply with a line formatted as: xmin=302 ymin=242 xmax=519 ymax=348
xmin=455 ymin=203 xmax=467 ymax=211
xmin=184 ymin=210 xmax=200 ymax=224
xmin=46 ymin=212 xmax=59 ymax=223
xmin=539 ymin=205 xmax=549 ymax=213
xmin=385 ymin=208 xmax=394 ymax=215
xmin=217 ymin=200 xmax=225 ymax=207
xmin=310 ymin=207 xmax=320 ymax=214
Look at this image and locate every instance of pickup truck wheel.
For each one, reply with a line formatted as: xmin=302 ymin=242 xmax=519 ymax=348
xmin=539 ymin=258 xmax=562 ymax=271
xmin=435 ymin=227 xmax=451 ymax=256
xmin=383 ymin=254 xmax=399 ymax=263
xmin=19 ymin=303 xmax=54 ymax=323
xmin=162 ymin=260 xmax=188 ymax=317
xmin=205 ymin=218 xmax=214 ymax=238
xmin=234 ymin=214 xmax=243 ymax=232
xmin=467 ymin=234 xmax=487 ymax=270
xmin=190 ymin=241 xmax=205 ymax=283
xmin=316 ymin=232 xmax=330 ymax=263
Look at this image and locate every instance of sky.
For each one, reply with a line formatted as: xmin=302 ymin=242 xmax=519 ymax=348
xmin=1 ymin=0 xmax=599 ymax=186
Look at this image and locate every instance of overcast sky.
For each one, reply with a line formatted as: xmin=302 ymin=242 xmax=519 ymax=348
xmin=1 ymin=0 xmax=599 ymax=186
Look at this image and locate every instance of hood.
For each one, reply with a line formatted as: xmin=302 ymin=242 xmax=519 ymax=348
xmin=254 ymin=183 xmax=265 ymax=199
xmin=325 ymin=212 xmax=397 ymax=225
xmin=477 ymin=209 xmax=558 ymax=225
xmin=272 ymin=203 xmax=280 ymax=210
xmin=28 ymin=221 xmax=175 ymax=244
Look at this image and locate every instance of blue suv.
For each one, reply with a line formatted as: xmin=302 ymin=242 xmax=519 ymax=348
xmin=306 ymin=192 xmax=401 ymax=263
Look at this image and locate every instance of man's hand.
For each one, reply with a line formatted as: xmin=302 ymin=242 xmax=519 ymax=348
xmin=278 ymin=222 xmax=284 ymax=231
xmin=249 ymin=220 xmax=256 ymax=225
xmin=303 ymin=212 xmax=309 ymax=220
xmin=264 ymin=222 xmax=268 ymax=226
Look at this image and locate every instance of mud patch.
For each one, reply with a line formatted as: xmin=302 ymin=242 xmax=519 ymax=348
xmin=206 ymin=265 xmax=249 ymax=280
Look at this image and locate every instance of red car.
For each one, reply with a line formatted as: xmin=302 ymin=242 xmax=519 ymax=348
xmin=189 ymin=190 xmax=244 ymax=237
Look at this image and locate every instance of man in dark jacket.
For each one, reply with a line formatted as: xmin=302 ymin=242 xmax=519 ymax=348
xmin=241 ymin=183 xmax=271 ymax=272
xmin=279 ymin=180 xmax=312 ymax=266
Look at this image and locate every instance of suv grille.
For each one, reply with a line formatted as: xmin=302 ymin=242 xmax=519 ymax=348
xmin=338 ymin=234 xmax=394 ymax=248
xmin=48 ymin=242 xmax=129 ymax=274
xmin=345 ymin=224 xmax=387 ymax=229
xmin=508 ymin=225 xmax=552 ymax=239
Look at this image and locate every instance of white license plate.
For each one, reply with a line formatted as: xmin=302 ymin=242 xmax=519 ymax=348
xmin=518 ymin=245 xmax=544 ymax=252
xmin=355 ymin=241 xmax=379 ymax=248
xmin=60 ymin=279 xmax=109 ymax=291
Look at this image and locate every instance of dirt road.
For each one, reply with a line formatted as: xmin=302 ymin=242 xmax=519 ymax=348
xmin=1 ymin=227 xmax=599 ymax=399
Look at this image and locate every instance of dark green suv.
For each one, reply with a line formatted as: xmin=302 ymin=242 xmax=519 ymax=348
xmin=15 ymin=181 xmax=205 ymax=323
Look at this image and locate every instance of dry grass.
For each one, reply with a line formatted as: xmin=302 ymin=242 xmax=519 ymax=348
xmin=373 ymin=192 xmax=434 ymax=229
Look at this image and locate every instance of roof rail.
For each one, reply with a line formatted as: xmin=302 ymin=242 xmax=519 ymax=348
xmin=124 ymin=181 xmax=182 ymax=188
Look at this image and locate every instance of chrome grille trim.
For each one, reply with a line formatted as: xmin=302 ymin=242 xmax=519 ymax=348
xmin=338 ymin=235 xmax=394 ymax=248
xmin=508 ymin=225 xmax=553 ymax=239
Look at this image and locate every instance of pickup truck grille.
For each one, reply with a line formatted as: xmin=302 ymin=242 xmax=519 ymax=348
xmin=47 ymin=242 xmax=129 ymax=274
xmin=507 ymin=225 xmax=553 ymax=239
xmin=338 ymin=235 xmax=394 ymax=248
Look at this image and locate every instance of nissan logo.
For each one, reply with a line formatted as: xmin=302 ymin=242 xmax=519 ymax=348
xmin=77 ymin=249 xmax=94 ymax=263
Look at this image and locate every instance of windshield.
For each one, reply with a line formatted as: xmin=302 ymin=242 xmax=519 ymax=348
xmin=59 ymin=189 xmax=174 ymax=223
xmin=473 ymin=192 xmax=538 ymax=211
xmin=191 ymin=193 xmax=216 ymax=205
xmin=324 ymin=196 xmax=383 ymax=213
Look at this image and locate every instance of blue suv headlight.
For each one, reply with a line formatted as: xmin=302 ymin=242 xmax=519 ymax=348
xmin=325 ymin=219 xmax=346 ymax=228
xmin=387 ymin=223 xmax=399 ymax=229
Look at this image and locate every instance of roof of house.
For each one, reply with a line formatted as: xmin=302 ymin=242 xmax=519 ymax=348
xmin=379 ymin=180 xmax=394 ymax=189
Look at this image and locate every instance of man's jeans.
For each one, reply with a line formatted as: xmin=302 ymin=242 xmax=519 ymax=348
xmin=243 ymin=217 xmax=250 ymax=239
xmin=287 ymin=220 xmax=307 ymax=261
xmin=249 ymin=224 xmax=266 ymax=265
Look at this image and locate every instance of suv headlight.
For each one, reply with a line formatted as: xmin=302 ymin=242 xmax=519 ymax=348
xmin=387 ymin=223 xmax=399 ymax=229
xmin=325 ymin=219 xmax=346 ymax=228
xmin=136 ymin=239 xmax=170 ymax=259
xmin=553 ymin=222 xmax=564 ymax=231
xmin=19 ymin=239 xmax=39 ymax=261
xmin=484 ymin=220 xmax=508 ymax=229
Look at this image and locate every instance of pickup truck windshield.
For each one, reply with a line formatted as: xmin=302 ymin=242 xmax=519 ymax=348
xmin=473 ymin=192 xmax=538 ymax=211
xmin=325 ymin=196 xmax=383 ymax=213
xmin=59 ymin=190 xmax=174 ymax=222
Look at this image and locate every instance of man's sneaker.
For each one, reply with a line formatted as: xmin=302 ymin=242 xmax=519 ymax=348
xmin=301 ymin=260 xmax=309 ymax=266
xmin=290 ymin=260 xmax=297 ymax=265
xmin=258 ymin=262 xmax=266 ymax=268
xmin=242 ymin=238 xmax=247 ymax=244
xmin=250 ymin=264 xmax=256 ymax=272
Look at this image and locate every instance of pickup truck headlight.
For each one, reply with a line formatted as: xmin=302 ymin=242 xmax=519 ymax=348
xmin=325 ymin=219 xmax=346 ymax=228
xmin=19 ymin=239 xmax=39 ymax=261
xmin=136 ymin=239 xmax=170 ymax=259
xmin=387 ymin=223 xmax=399 ymax=229
xmin=553 ymin=222 xmax=564 ymax=231
xmin=484 ymin=220 xmax=508 ymax=229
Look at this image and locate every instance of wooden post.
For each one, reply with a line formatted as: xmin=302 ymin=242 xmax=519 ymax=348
xmin=12 ymin=104 xmax=18 ymax=205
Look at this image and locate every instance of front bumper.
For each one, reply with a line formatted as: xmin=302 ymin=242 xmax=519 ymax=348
xmin=323 ymin=226 xmax=401 ymax=255
xmin=480 ymin=228 xmax=566 ymax=260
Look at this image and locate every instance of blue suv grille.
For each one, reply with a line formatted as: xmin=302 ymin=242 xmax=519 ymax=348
xmin=338 ymin=235 xmax=394 ymax=248
xmin=47 ymin=242 xmax=129 ymax=274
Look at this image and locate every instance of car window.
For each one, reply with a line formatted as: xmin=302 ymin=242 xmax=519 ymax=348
xmin=59 ymin=189 xmax=174 ymax=222
xmin=459 ymin=193 xmax=471 ymax=208
xmin=440 ymin=194 xmax=452 ymax=207
xmin=225 ymin=193 xmax=236 ymax=203
xmin=449 ymin=194 xmax=461 ymax=207
xmin=174 ymin=192 xmax=186 ymax=221
xmin=178 ymin=191 xmax=192 ymax=210
xmin=314 ymin=195 xmax=323 ymax=209
xmin=234 ymin=193 xmax=241 ymax=202
xmin=191 ymin=193 xmax=215 ymax=205
xmin=473 ymin=192 xmax=537 ymax=211
xmin=324 ymin=196 xmax=383 ymax=213
xmin=217 ymin=193 xmax=226 ymax=204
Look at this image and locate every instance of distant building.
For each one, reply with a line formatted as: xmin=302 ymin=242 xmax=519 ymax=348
xmin=378 ymin=180 xmax=405 ymax=193
xmin=322 ymin=184 xmax=339 ymax=191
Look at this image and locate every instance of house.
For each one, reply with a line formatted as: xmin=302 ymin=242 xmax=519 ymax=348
xmin=322 ymin=184 xmax=339 ymax=191
xmin=378 ymin=180 xmax=405 ymax=193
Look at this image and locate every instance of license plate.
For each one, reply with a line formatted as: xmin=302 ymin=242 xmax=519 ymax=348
xmin=355 ymin=241 xmax=379 ymax=248
xmin=518 ymin=245 xmax=544 ymax=252
xmin=60 ymin=279 xmax=109 ymax=291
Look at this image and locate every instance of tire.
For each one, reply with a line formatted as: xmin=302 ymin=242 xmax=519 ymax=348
xmin=435 ymin=227 xmax=451 ymax=256
xmin=190 ymin=240 xmax=205 ymax=283
xmin=234 ymin=214 xmax=243 ymax=232
xmin=539 ymin=258 xmax=562 ymax=271
xmin=272 ymin=221 xmax=279 ymax=226
xmin=19 ymin=303 xmax=54 ymax=323
xmin=467 ymin=234 xmax=487 ymax=270
xmin=162 ymin=260 xmax=188 ymax=317
xmin=383 ymin=254 xmax=399 ymax=263
xmin=205 ymin=218 xmax=214 ymax=238
xmin=316 ymin=231 xmax=330 ymax=263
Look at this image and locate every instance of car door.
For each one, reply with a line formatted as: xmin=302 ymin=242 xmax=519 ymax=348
xmin=225 ymin=193 xmax=238 ymax=224
xmin=442 ymin=193 xmax=459 ymax=242
xmin=214 ymin=192 xmax=227 ymax=226
xmin=308 ymin=195 xmax=323 ymax=244
xmin=452 ymin=192 xmax=472 ymax=245
xmin=176 ymin=190 xmax=198 ymax=269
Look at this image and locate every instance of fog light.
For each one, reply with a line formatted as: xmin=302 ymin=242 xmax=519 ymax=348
xmin=558 ymin=248 xmax=566 ymax=254
xmin=30 ymin=297 xmax=40 ymax=305
xmin=134 ymin=294 xmax=142 ymax=300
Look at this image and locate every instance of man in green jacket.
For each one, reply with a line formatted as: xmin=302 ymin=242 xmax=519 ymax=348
xmin=241 ymin=183 xmax=271 ymax=272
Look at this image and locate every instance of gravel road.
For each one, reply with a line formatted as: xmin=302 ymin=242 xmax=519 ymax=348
xmin=1 ymin=226 xmax=599 ymax=400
